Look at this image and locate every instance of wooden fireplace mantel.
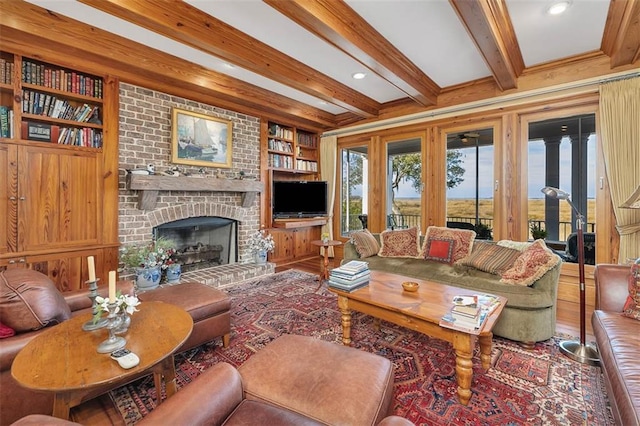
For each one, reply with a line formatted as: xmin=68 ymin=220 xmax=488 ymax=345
xmin=127 ymin=174 xmax=264 ymax=210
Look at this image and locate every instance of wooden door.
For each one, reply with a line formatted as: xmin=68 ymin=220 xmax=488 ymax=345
xmin=294 ymin=227 xmax=314 ymax=258
xmin=17 ymin=145 xmax=101 ymax=252
xmin=268 ymin=228 xmax=294 ymax=263
xmin=0 ymin=143 xmax=17 ymax=255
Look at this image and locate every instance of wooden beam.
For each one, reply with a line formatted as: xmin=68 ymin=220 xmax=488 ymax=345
xmin=0 ymin=1 xmax=337 ymax=128
xmin=264 ymin=0 xmax=440 ymax=106
xmin=77 ymin=0 xmax=379 ymax=118
xmin=601 ymin=0 xmax=640 ymax=67
xmin=449 ymin=0 xmax=524 ymax=91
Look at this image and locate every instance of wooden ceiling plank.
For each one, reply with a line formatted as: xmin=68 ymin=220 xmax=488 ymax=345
xmin=449 ymin=0 xmax=524 ymax=91
xmin=77 ymin=0 xmax=379 ymax=118
xmin=264 ymin=0 xmax=440 ymax=107
xmin=0 ymin=3 xmax=337 ymax=128
xmin=601 ymin=0 xmax=640 ymax=67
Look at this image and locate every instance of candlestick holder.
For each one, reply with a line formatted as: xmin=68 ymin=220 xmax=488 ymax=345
xmin=82 ymin=278 xmax=109 ymax=331
xmin=96 ymin=302 xmax=127 ymax=354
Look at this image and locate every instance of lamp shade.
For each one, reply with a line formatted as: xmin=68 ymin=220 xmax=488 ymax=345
xmin=541 ymin=186 xmax=570 ymax=200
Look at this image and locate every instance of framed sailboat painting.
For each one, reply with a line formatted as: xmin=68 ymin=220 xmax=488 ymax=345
xmin=171 ymin=108 xmax=233 ymax=168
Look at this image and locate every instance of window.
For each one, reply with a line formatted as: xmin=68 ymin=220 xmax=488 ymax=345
xmin=386 ymin=138 xmax=422 ymax=230
xmin=340 ymin=146 xmax=368 ymax=236
xmin=445 ymin=129 xmax=495 ymax=239
xmin=527 ymin=114 xmax=596 ymax=242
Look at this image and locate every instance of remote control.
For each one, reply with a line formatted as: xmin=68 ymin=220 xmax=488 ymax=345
xmin=110 ymin=349 xmax=140 ymax=369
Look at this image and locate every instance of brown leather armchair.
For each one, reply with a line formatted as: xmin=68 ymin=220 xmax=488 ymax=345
xmin=592 ymin=264 xmax=640 ymax=426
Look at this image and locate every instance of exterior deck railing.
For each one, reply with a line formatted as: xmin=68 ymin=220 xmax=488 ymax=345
xmin=343 ymin=213 xmax=595 ymax=242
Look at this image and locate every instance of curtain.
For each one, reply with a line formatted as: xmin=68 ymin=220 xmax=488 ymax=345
xmin=320 ymin=135 xmax=338 ymax=257
xmin=599 ymin=77 xmax=640 ymax=262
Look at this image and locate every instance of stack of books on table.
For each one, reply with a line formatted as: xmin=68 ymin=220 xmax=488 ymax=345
xmin=440 ymin=294 xmax=501 ymax=332
xmin=328 ymin=260 xmax=370 ymax=292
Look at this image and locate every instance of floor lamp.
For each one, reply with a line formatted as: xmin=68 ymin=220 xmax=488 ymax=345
xmin=541 ymin=186 xmax=600 ymax=366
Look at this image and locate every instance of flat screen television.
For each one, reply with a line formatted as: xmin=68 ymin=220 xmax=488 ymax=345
xmin=272 ymin=180 xmax=328 ymax=218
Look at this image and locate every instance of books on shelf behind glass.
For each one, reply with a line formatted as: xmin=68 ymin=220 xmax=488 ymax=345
xmin=440 ymin=293 xmax=501 ymax=332
xmin=328 ymin=260 xmax=370 ymax=292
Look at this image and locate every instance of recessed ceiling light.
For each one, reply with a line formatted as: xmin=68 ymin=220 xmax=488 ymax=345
xmin=318 ymin=100 xmax=328 ymax=105
xmin=223 ymin=63 xmax=236 ymax=70
xmin=547 ymin=1 xmax=571 ymax=15
xmin=352 ymin=72 xmax=367 ymax=80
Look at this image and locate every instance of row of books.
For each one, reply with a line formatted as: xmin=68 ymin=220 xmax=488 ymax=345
xmin=268 ymin=153 xmax=293 ymax=169
xmin=297 ymin=132 xmax=317 ymax=148
xmin=440 ymin=293 xmax=501 ymax=332
xmin=268 ymin=123 xmax=293 ymax=140
xmin=0 ymin=106 xmax=14 ymax=138
xmin=22 ymin=60 xmax=103 ymax=98
xmin=0 ymin=59 xmax=14 ymax=85
xmin=22 ymin=90 xmax=101 ymax=124
xmin=328 ymin=260 xmax=370 ymax=292
xmin=296 ymin=159 xmax=318 ymax=172
xmin=268 ymin=138 xmax=293 ymax=153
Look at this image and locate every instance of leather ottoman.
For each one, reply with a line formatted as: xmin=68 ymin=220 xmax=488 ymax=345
xmin=138 ymin=282 xmax=231 ymax=352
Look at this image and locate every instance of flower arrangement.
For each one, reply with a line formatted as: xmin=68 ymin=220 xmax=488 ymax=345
xmin=120 ymin=237 xmax=177 ymax=270
xmin=93 ymin=292 xmax=140 ymax=323
xmin=248 ymin=230 xmax=276 ymax=253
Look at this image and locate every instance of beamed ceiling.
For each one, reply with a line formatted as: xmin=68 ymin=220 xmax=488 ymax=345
xmin=1 ymin=0 xmax=639 ymax=131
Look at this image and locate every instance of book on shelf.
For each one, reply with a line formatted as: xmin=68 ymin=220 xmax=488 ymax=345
xmin=0 ymin=106 xmax=11 ymax=138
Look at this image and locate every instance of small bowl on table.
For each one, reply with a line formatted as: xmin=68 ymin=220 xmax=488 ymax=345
xmin=402 ymin=281 xmax=419 ymax=292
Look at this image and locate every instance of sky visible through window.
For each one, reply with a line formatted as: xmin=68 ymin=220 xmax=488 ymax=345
xmin=394 ymin=135 xmax=596 ymax=199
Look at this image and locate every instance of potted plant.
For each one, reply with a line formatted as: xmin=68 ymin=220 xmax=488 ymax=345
xmin=120 ymin=237 xmax=177 ymax=290
xmin=530 ymin=223 xmax=548 ymax=240
xmin=248 ymin=230 xmax=275 ymax=264
xmin=474 ymin=223 xmax=492 ymax=240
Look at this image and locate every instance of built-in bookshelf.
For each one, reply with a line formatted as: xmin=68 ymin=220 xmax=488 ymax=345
xmin=266 ymin=121 xmax=318 ymax=173
xmin=0 ymin=52 xmax=104 ymax=147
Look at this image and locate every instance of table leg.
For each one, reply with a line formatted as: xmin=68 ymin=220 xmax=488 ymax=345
xmin=162 ymin=355 xmax=178 ymax=398
xmin=52 ymin=392 xmax=71 ymax=419
xmin=452 ymin=333 xmax=474 ymax=405
xmin=322 ymin=247 xmax=330 ymax=280
xmin=337 ymin=295 xmax=352 ymax=346
xmin=478 ymin=333 xmax=493 ymax=371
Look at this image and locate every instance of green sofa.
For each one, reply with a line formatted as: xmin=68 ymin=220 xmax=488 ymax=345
xmin=343 ymin=234 xmax=561 ymax=345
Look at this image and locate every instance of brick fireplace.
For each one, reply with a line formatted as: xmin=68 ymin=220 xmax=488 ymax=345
xmin=117 ymin=83 xmax=273 ymax=286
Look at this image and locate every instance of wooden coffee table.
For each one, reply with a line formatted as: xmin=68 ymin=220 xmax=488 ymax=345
xmin=11 ymin=301 xmax=193 ymax=420
xmin=329 ymin=270 xmax=506 ymax=406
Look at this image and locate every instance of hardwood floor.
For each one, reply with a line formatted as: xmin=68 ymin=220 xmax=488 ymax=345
xmin=72 ymin=257 xmax=593 ymax=424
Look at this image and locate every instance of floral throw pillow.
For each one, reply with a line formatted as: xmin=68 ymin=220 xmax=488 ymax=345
xmin=378 ymin=227 xmax=420 ymax=258
xmin=350 ymin=229 xmax=380 ymax=258
xmin=622 ymin=263 xmax=640 ymax=321
xmin=421 ymin=226 xmax=476 ymax=263
xmin=500 ymin=239 xmax=560 ymax=286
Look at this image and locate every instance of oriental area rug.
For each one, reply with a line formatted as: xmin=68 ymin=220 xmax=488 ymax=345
xmin=109 ymin=270 xmax=614 ymax=426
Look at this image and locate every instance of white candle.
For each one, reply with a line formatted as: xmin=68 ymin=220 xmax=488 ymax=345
xmin=108 ymin=271 xmax=117 ymax=301
xmin=87 ymin=256 xmax=96 ymax=282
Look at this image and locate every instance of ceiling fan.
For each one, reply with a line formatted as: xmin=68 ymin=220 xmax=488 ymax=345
xmin=459 ymin=132 xmax=480 ymax=143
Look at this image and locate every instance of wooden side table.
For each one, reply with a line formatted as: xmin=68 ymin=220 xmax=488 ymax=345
xmin=11 ymin=301 xmax=193 ymax=420
xmin=311 ymin=239 xmax=343 ymax=282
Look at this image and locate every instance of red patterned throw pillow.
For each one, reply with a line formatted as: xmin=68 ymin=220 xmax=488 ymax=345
xmin=421 ymin=226 xmax=476 ymax=263
xmin=622 ymin=263 xmax=640 ymax=320
xmin=378 ymin=227 xmax=420 ymax=258
xmin=423 ymin=238 xmax=455 ymax=264
xmin=500 ymin=239 xmax=560 ymax=286
xmin=350 ymin=229 xmax=380 ymax=258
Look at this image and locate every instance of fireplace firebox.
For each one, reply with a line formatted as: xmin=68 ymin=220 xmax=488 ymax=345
xmin=154 ymin=217 xmax=238 ymax=273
